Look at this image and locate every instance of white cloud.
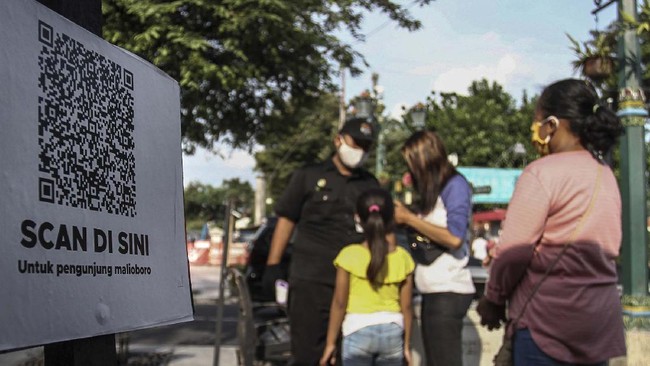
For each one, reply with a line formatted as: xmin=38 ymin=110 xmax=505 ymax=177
xmin=388 ymin=102 xmax=409 ymax=120
xmin=183 ymin=1 xmax=614 ymax=187
xmin=431 ymin=53 xmax=523 ymax=95
xmin=221 ymin=150 xmax=257 ymax=169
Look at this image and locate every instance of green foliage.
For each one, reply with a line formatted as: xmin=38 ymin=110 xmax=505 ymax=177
xmin=424 ymin=79 xmax=537 ymax=169
xmin=184 ymin=178 xmax=253 ymax=230
xmin=222 ymin=177 xmax=255 ymax=215
xmin=255 ymin=79 xmax=540 ymax=203
xmin=633 ymin=0 xmax=650 ymax=84
xmin=572 ymin=1 xmax=650 ymax=234
xmin=569 ymin=1 xmax=650 ymax=89
xmin=102 ymin=0 xmax=433 ymax=153
xmin=184 ymin=182 xmax=224 ymax=229
xmin=566 ymin=31 xmax=616 ymax=70
xmin=254 ymin=93 xmax=340 ymax=202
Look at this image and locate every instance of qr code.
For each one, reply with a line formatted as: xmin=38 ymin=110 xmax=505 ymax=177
xmin=37 ymin=20 xmax=136 ymax=217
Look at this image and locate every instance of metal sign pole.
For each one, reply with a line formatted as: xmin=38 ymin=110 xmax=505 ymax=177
xmin=213 ymin=200 xmax=233 ymax=366
xmin=35 ymin=1 xmax=114 ymax=364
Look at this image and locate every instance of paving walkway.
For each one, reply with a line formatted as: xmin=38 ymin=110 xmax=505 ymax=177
xmin=0 ymin=344 xmax=238 ymax=365
xmin=128 ymin=344 xmax=238 ymax=365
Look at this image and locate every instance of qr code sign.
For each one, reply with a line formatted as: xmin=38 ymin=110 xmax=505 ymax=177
xmin=37 ymin=20 xmax=136 ymax=217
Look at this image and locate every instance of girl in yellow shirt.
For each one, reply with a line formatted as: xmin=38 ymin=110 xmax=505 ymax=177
xmin=320 ymin=188 xmax=415 ymax=366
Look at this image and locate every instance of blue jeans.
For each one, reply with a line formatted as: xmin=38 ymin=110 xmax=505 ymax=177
xmin=342 ymin=323 xmax=404 ymax=366
xmin=513 ymin=329 xmax=607 ymax=366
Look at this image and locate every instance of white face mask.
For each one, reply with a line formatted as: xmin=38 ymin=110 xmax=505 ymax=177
xmin=338 ymin=138 xmax=367 ymax=169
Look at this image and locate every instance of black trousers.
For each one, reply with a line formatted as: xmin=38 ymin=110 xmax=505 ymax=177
xmin=420 ymin=292 xmax=474 ymax=366
xmin=288 ymin=278 xmax=334 ymax=366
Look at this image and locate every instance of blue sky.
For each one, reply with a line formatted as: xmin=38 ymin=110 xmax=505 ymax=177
xmin=182 ymin=0 xmax=618 ymax=188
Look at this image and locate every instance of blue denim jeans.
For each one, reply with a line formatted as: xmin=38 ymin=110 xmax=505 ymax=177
xmin=342 ymin=323 xmax=404 ymax=366
xmin=513 ymin=328 xmax=607 ymax=366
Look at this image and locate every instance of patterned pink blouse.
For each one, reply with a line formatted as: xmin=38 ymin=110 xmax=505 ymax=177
xmin=485 ymin=150 xmax=626 ymax=363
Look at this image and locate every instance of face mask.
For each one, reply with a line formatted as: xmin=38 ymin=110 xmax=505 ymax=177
xmin=338 ymin=137 xmax=367 ymax=169
xmin=530 ymin=117 xmax=556 ymax=156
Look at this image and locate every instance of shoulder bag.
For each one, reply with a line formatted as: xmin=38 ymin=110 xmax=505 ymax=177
xmin=406 ymin=228 xmax=447 ymax=265
xmin=493 ymin=165 xmax=602 ymax=366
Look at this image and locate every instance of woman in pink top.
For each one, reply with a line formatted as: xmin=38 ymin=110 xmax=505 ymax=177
xmin=477 ymin=79 xmax=626 ymax=365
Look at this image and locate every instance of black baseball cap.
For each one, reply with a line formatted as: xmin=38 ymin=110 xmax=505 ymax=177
xmin=339 ymin=117 xmax=375 ymax=149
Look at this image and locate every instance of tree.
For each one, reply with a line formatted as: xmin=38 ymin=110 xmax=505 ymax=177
xmin=566 ymin=2 xmax=650 ymax=101
xmin=423 ymin=79 xmax=537 ymax=168
xmin=184 ymin=181 xmax=225 ymax=230
xmin=255 ymin=80 xmax=539 ymax=204
xmin=254 ymin=93 xmax=340 ymax=201
xmin=184 ymin=178 xmax=253 ymax=230
xmin=102 ymin=0 xmax=434 ymax=153
xmin=222 ymin=177 xmax=254 ymax=216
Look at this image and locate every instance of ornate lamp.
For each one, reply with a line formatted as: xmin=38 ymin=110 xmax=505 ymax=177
xmin=354 ymin=91 xmax=374 ymax=119
xmin=409 ymin=102 xmax=427 ymax=129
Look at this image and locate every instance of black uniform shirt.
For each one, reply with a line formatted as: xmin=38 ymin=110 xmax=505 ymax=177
xmin=274 ymin=158 xmax=378 ymax=285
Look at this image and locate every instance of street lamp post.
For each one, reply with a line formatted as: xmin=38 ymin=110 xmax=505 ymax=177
xmin=495 ymin=142 xmax=527 ymax=167
xmin=353 ymin=92 xmax=385 ymax=175
xmin=617 ymin=0 xmax=649 ymax=295
xmin=376 ymin=127 xmax=386 ymax=177
xmin=354 ymin=93 xmax=374 ymax=121
xmin=409 ymin=103 xmax=427 ymax=130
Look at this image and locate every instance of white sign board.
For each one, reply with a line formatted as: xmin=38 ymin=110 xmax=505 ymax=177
xmin=0 ymin=0 xmax=193 ymax=351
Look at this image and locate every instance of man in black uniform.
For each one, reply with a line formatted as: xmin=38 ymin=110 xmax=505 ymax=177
xmin=263 ymin=117 xmax=378 ymax=365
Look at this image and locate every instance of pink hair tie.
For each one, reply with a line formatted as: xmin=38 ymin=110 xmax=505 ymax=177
xmin=368 ymin=204 xmax=380 ymax=213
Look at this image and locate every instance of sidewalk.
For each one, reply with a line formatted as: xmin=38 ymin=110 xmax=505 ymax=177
xmin=126 ymin=344 xmax=238 ymax=365
xmin=0 ymin=265 xmax=237 ymax=366
xmin=0 ymin=344 xmax=239 ymax=365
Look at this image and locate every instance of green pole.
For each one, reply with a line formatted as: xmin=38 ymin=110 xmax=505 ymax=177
xmin=371 ymin=73 xmax=385 ymax=178
xmin=376 ymin=128 xmax=385 ymax=177
xmin=617 ymin=0 xmax=649 ymax=296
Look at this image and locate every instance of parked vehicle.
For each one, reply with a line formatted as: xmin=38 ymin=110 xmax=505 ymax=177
xmin=244 ymin=217 xmax=292 ymax=302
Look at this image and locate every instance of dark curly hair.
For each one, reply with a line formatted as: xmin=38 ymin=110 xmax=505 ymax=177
xmin=537 ymin=79 xmax=624 ymax=160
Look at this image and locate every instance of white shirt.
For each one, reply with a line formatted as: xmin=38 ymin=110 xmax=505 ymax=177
xmin=414 ymin=197 xmax=475 ymax=294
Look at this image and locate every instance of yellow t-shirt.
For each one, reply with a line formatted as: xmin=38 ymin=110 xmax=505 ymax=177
xmin=334 ymin=244 xmax=415 ymax=313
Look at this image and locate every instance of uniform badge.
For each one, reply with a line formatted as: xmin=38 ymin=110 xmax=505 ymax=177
xmin=360 ymin=122 xmax=373 ymax=137
xmin=316 ymin=178 xmax=327 ymax=190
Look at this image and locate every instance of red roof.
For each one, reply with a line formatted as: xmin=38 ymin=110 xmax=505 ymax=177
xmin=473 ymin=209 xmax=506 ymax=223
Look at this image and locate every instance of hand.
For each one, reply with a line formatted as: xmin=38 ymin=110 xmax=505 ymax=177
xmin=482 ymin=255 xmax=492 ymax=267
xmin=319 ymin=344 xmax=337 ymax=366
xmin=482 ymin=242 xmax=497 ymax=267
xmin=261 ymin=264 xmax=285 ymax=299
xmin=477 ymin=296 xmax=507 ymax=331
xmin=393 ymin=200 xmax=414 ymax=225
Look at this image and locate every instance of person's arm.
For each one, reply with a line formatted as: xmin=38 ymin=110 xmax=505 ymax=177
xmin=320 ymin=267 xmax=350 ymax=366
xmin=400 ymin=273 xmax=414 ymax=365
xmin=267 ymin=167 xmax=306 ymax=266
xmin=262 ymin=217 xmax=295 ymax=297
xmin=484 ymin=170 xmax=549 ymax=306
xmin=266 ymin=217 xmax=296 ymax=265
xmin=478 ymin=174 xmax=544 ymax=330
xmin=394 ymin=176 xmax=471 ymax=251
xmin=394 ymin=201 xmax=463 ymax=250
xmin=395 ymin=175 xmax=472 ymax=250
